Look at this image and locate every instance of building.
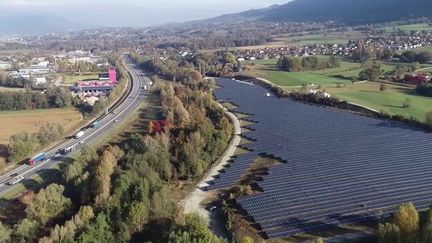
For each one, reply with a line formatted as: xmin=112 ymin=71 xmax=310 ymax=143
xmin=98 ymin=68 xmax=117 ymax=82
xmin=72 ymin=69 xmax=118 ymax=96
xmin=19 ymin=66 xmax=51 ymax=76
xmin=72 ymin=80 xmax=115 ymax=95
xmin=0 ymin=61 xmax=12 ymax=70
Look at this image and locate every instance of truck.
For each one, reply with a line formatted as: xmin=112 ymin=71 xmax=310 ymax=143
xmin=74 ymin=131 xmax=85 ymax=139
xmin=91 ymin=121 xmax=100 ymax=129
xmin=60 ymin=145 xmax=76 ymax=155
xmin=28 ymin=153 xmax=46 ymax=166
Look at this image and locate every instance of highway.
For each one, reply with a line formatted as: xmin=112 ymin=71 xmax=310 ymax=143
xmin=0 ymin=56 xmax=150 ymax=197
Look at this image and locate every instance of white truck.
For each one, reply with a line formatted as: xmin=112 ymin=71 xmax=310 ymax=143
xmin=74 ymin=131 xmax=85 ymax=139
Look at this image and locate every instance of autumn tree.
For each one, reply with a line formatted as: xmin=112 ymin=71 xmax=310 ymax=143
xmin=241 ymin=236 xmax=254 ymax=243
xmin=48 ymin=205 xmax=94 ymax=242
xmin=93 ymin=147 xmax=119 ymax=206
xmin=394 ymin=202 xmax=419 ymax=237
xmin=26 ymin=183 xmax=71 ymax=225
xmin=13 ymin=218 xmax=39 ymax=242
xmin=0 ymin=222 xmax=11 ymax=243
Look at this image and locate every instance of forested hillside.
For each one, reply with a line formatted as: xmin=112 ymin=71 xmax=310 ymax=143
xmin=210 ymin=0 xmax=432 ymax=25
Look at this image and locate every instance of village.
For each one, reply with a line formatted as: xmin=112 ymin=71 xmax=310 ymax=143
xmin=0 ymin=50 xmax=118 ymax=104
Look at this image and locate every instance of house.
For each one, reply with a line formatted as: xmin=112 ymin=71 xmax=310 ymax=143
xmin=34 ymin=77 xmax=47 ymax=85
xmin=19 ymin=66 xmax=51 ymax=76
xmin=0 ymin=61 xmax=12 ymax=70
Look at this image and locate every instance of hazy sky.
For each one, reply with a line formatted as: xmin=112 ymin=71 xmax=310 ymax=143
xmin=0 ymin=0 xmax=290 ymax=27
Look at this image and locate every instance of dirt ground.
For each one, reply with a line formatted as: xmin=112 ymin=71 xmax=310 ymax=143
xmin=183 ymin=103 xmax=242 ymax=239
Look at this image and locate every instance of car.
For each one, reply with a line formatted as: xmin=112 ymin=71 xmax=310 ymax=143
xmin=114 ymin=119 xmax=119 ymax=123
xmin=79 ymin=140 xmax=85 ymax=144
xmin=7 ymin=175 xmax=24 ymax=185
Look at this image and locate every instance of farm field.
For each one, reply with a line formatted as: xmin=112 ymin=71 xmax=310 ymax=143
xmin=0 ymin=108 xmax=83 ymax=145
xmin=233 ymin=31 xmax=366 ymax=50
xmin=244 ymin=59 xmax=432 ymax=121
xmin=63 ymin=73 xmax=99 ymax=84
xmin=380 ymin=23 xmax=432 ymax=33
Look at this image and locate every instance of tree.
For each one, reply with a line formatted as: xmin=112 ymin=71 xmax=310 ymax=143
xmin=222 ymin=52 xmax=237 ymax=65
xmin=394 ymin=202 xmax=419 ymax=235
xmin=400 ymin=51 xmax=417 ymax=63
xmin=241 ymin=236 xmax=254 ymax=243
xmin=0 ymin=222 xmax=12 ymax=243
xmin=169 ymin=214 xmax=227 ymax=243
xmin=415 ymin=51 xmax=432 ymax=64
xmin=48 ymin=205 xmax=94 ymax=242
xmin=126 ymin=201 xmax=149 ymax=234
xmin=359 ymin=63 xmax=383 ymax=81
xmin=402 ymin=98 xmax=411 ymax=109
xmin=37 ymin=123 xmax=64 ymax=146
xmin=26 ymin=183 xmax=72 ymax=224
xmin=378 ymin=223 xmax=401 ymax=243
xmin=79 ymin=213 xmax=114 ymax=243
xmin=379 ymin=83 xmax=387 ymax=93
xmin=8 ymin=132 xmax=40 ymax=162
xmin=14 ymin=218 xmax=40 ymax=242
xmin=421 ymin=209 xmax=432 ymax=243
xmin=184 ymin=214 xmax=212 ymax=242
xmin=329 ymin=56 xmax=341 ymax=68
xmin=93 ymin=147 xmax=118 ymax=206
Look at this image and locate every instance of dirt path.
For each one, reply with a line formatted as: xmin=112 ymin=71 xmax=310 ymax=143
xmin=183 ymin=102 xmax=241 ymax=228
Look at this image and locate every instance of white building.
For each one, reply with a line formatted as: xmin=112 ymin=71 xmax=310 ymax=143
xmin=19 ymin=66 xmax=51 ymax=76
xmin=0 ymin=61 xmax=12 ymax=70
xmin=34 ymin=77 xmax=47 ymax=85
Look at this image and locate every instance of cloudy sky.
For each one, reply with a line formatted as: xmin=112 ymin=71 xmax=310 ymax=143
xmin=0 ymin=0 xmax=290 ymax=27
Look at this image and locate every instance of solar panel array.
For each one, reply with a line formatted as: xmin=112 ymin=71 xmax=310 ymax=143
xmin=208 ymin=78 xmax=432 ymax=239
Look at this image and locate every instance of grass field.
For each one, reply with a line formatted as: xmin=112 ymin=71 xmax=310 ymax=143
xmin=63 ymin=73 xmax=99 ymax=84
xmin=0 ymin=108 xmax=83 ymax=145
xmin=244 ymin=59 xmax=432 ymax=121
xmin=326 ymin=82 xmax=432 ymax=121
xmin=245 ymin=59 xmax=355 ymax=87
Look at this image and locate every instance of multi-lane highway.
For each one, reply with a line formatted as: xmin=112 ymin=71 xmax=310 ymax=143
xmin=0 ymin=56 xmax=150 ymax=196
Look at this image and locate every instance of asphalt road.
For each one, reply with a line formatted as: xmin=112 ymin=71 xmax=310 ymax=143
xmin=0 ymin=56 xmax=150 ymax=197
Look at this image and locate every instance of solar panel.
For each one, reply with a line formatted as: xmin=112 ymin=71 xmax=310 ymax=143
xmin=209 ymin=78 xmax=432 ymax=239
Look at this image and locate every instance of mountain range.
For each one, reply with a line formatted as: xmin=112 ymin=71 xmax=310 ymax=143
xmin=207 ymin=0 xmax=432 ymax=25
xmin=1 ymin=0 xmax=432 ymax=36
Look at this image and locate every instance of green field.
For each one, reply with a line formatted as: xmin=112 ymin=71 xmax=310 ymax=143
xmin=327 ymin=82 xmax=432 ymax=121
xmin=245 ymin=59 xmax=432 ymax=121
xmin=289 ymin=34 xmax=352 ymax=45
xmin=246 ymin=59 xmax=359 ymax=87
xmin=63 ymin=73 xmax=99 ymax=84
xmin=381 ymin=23 xmax=432 ymax=33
